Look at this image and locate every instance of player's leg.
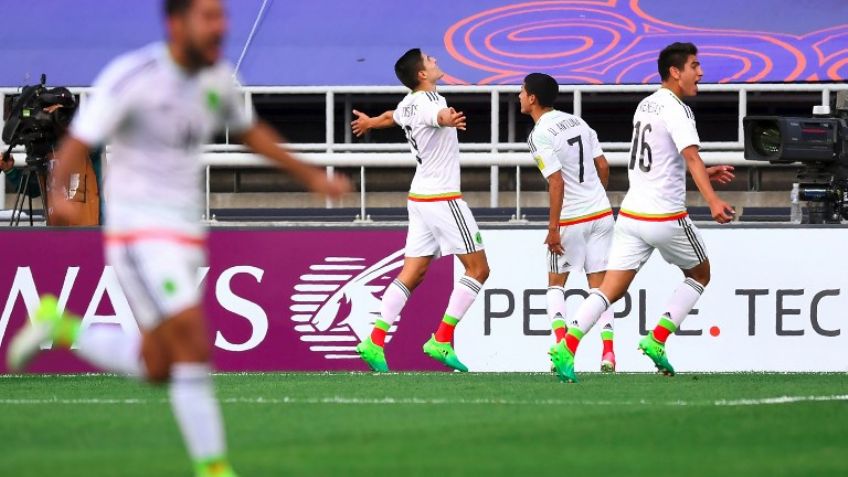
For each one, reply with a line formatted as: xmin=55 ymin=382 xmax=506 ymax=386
xmin=551 ymin=217 xmax=649 ymax=382
xmin=585 ymin=216 xmax=616 ymax=372
xmin=640 ymin=217 xmax=709 ymax=375
xmin=356 ymin=255 xmax=433 ymax=372
xmin=547 ymin=271 xmax=570 ymax=344
xmin=7 ymin=242 xmax=149 ymax=376
xmin=422 ymin=199 xmax=488 ymax=372
xmin=357 ymin=200 xmax=436 ymax=372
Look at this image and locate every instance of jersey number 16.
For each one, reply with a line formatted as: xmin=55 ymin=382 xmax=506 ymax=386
xmin=629 ymin=121 xmax=652 ymax=172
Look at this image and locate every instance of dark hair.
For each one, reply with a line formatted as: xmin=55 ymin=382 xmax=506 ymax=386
xmin=523 ymin=73 xmax=558 ymax=108
xmin=395 ymin=48 xmax=425 ymax=90
xmin=164 ymin=0 xmax=194 ymax=17
xmin=658 ymin=42 xmax=698 ymax=81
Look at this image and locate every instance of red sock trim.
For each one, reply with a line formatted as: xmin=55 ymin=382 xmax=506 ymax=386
xmin=565 ymin=334 xmax=580 ymax=355
xmin=652 ymin=326 xmax=671 ymax=344
xmin=370 ymin=327 xmax=387 ymax=347
xmin=435 ymin=321 xmax=456 ymax=343
xmin=554 ymin=327 xmax=567 ymax=343
xmin=602 ymin=339 xmax=613 ymax=354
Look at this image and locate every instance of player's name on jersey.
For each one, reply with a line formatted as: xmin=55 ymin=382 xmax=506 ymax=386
xmin=401 ymin=104 xmax=418 ymax=118
xmin=637 ymin=99 xmax=665 ymax=116
xmin=545 ymin=116 xmax=582 ymax=136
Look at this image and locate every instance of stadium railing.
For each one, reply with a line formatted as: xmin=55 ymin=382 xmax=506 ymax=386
xmin=2 ymin=83 xmax=846 ymax=221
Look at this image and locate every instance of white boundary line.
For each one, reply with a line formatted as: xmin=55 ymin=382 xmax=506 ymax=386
xmin=1 ymin=395 xmax=846 ymax=407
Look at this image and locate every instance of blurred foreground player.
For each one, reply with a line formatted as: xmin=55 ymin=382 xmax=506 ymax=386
xmin=350 ymin=49 xmax=490 ymax=372
xmin=519 ymin=73 xmax=617 ymax=377
xmin=550 ymin=42 xmax=735 ymax=382
xmin=6 ymin=0 xmax=350 ymax=475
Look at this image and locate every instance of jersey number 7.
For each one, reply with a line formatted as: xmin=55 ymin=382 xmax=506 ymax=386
xmin=567 ymin=135 xmax=585 ymax=183
xmin=629 ymin=121 xmax=653 ymax=172
xmin=404 ymin=126 xmax=423 ymax=164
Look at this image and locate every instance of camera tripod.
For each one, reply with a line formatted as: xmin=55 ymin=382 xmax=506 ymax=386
xmin=9 ymin=156 xmax=49 ymax=226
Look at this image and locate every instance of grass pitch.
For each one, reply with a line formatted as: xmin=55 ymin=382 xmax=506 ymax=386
xmin=1 ymin=372 xmax=846 ymax=476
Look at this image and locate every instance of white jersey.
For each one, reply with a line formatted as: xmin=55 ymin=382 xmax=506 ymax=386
xmin=529 ymin=110 xmax=611 ymax=224
xmin=619 ymin=88 xmax=700 ymax=219
xmin=392 ymin=91 xmax=461 ymax=201
xmin=71 ymin=42 xmax=252 ymax=235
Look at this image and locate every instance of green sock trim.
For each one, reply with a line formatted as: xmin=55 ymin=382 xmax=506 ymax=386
xmin=600 ymin=330 xmax=614 ymax=341
xmin=374 ymin=319 xmax=391 ymax=332
xmin=53 ymin=318 xmax=81 ymax=347
xmin=442 ymin=315 xmax=460 ymax=326
xmin=194 ymin=456 xmax=229 ymax=471
xmin=551 ymin=319 xmax=566 ymax=331
xmin=566 ymin=327 xmax=585 ymax=340
xmin=658 ymin=316 xmax=677 ymax=333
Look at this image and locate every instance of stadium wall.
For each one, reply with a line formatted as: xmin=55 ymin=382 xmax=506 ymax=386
xmin=0 ymin=226 xmax=844 ymax=374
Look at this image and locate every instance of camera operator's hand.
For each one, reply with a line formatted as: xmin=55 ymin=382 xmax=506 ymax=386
xmin=1 ymin=152 xmax=14 ymax=173
xmin=706 ymin=165 xmax=735 ymax=184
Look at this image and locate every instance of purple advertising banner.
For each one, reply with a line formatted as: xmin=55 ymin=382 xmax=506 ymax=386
xmin=0 ymin=229 xmax=452 ymax=373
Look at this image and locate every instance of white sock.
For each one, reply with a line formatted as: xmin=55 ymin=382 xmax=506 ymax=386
xmin=570 ymin=289 xmax=610 ymax=335
xmin=378 ymin=279 xmax=411 ymax=327
xmin=443 ymin=276 xmax=483 ymax=322
xmin=597 ymin=307 xmax=614 ymax=336
xmin=664 ymin=278 xmax=705 ymax=328
xmin=169 ymin=363 xmax=226 ymax=462
xmin=546 ymin=286 xmax=567 ymax=329
xmin=75 ymin=325 xmax=145 ymax=378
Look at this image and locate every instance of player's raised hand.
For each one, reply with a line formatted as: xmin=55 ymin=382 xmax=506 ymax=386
xmin=445 ymin=107 xmax=466 ymax=131
xmin=706 ymin=165 xmax=735 ymax=184
xmin=351 ymin=110 xmax=372 ymax=137
xmin=544 ymin=228 xmax=564 ymax=255
xmin=708 ymin=197 xmax=735 ymax=224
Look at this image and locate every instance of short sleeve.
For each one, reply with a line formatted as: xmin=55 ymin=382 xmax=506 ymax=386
xmin=664 ymin=103 xmax=700 ymax=153
xmin=417 ymin=94 xmax=443 ymax=128
xmin=529 ymin=130 xmax=561 ymax=178
xmin=221 ymin=71 xmax=253 ymax=135
xmin=589 ymin=127 xmax=604 ymax=158
xmin=70 ymin=57 xmax=138 ymax=147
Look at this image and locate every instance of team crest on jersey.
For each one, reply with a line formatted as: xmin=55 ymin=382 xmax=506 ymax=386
xmin=289 ymin=250 xmax=405 ymax=360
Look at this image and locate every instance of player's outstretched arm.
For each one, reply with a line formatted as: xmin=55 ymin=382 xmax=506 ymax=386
xmin=351 ymin=110 xmax=395 ymax=137
xmin=593 ymin=154 xmax=610 ymax=189
xmin=49 ymin=136 xmax=92 ymax=223
xmin=545 ymin=173 xmax=565 ymax=255
xmin=240 ymin=122 xmax=351 ymax=199
xmin=682 ymin=146 xmax=734 ymax=224
xmin=436 ymin=107 xmax=467 ymax=130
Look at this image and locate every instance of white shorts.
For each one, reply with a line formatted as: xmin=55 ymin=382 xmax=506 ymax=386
xmin=405 ymin=198 xmax=484 ymax=258
xmin=607 ymin=215 xmax=708 ymax=271
xmin=106 ymin=232 xmax=206 ymax=330
xmin=547 ymin=214 xmax=614 ymax=275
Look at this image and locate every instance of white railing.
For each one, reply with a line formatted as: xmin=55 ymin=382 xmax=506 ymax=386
xmin=2 ymin=83 xmax=846 ymax=220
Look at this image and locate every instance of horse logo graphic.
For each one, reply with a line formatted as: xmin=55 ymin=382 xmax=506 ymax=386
xmin=290 ymin=249 xmax=405 ymax=360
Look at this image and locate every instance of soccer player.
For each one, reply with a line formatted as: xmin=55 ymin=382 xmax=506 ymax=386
xmin=6 ymin=0 xmax=350 ymax=475
xmin=349 ymin=49 xmax=490 ymax=373
xmin=519 ymin=73 xmax=617 ymax=378
xmin=548 ymin=42 xmax=735 ymax=382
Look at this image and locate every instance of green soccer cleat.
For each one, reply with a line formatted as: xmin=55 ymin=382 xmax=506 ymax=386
xmin=638 ymin=333 xmax=675 ymax=376
xmin=6 ymin=295 xmax=65 ymax=373
xmin=195 ymin=459 xmax=238 ymax=477
xmin=422 ymin=335 xmax=468 ymax=372
xmin=356 ymin=338 xmax=389 ymax=372
xmin=548 ymin=340 xmax=578 ymax=383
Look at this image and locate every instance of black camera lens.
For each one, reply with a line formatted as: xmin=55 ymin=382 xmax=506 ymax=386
xmin=751 ymin=121 xmax=781 ymax=157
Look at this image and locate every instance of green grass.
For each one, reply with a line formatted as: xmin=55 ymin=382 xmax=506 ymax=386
xmin=1 ymin=373 xmax=847 ymax=476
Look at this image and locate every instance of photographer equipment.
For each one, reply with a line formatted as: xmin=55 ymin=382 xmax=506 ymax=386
xmin=743 ymin=91 xmax=848 ymax=224
xmin=2 ymin=74 xmax=76 ymax=225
